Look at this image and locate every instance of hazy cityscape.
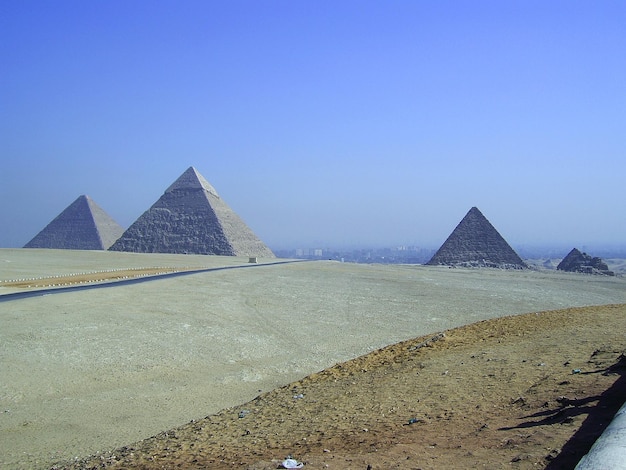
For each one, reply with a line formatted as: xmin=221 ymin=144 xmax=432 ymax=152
xmin=274 ymin=243 xmax=626 ymax=266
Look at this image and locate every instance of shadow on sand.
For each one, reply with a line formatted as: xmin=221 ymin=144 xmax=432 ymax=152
xmin=501 ymin=355 xmax=626 ymax=468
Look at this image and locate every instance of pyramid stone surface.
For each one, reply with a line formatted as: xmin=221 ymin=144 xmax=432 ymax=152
xmin=24 ymin=195 xmax=124 ymax=250
xmin=426 ymin=207 xmax=527 ymax=269
xmin=109 ymin=167 xmax=275 ymax=257
xmin=557 ymin=248 xmax=614 ymax=275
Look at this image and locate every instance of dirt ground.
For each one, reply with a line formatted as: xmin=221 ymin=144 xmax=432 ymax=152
xmin=61 ymin=303 xmax=626 ymax=470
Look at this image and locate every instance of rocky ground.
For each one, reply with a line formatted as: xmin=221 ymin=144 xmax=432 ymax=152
xmin=58 ymin=303 xmax=626 ymax=470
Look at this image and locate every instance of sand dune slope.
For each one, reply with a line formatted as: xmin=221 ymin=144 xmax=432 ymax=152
xmin=63 ymin=304 xmax=626 ymax=470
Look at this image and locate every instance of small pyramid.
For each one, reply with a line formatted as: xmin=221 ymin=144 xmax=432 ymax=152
xmin=109 ymin=167 xmax=275 ymax=257
xmin=24 ymin=195 xmax=124 ymax=250
xmin=557 ymin=248 xmax=614 ymax=275
xmin=426 ymin=207 xmax=527 ymax=269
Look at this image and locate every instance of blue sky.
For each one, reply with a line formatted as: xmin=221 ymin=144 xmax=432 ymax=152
xmin=2 ymin=1 xmax=625 ymax=251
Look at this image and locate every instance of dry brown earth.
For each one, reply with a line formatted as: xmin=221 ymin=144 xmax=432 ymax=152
xmin=62 ymin=303 xmax=626 ymax=470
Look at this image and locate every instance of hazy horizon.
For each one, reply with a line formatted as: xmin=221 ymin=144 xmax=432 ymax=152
xmin=2 ymin=2 xmax=624 ymax=250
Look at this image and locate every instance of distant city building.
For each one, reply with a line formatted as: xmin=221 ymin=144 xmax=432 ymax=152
xmin=275 ymin=245 xmax=435 ymax=264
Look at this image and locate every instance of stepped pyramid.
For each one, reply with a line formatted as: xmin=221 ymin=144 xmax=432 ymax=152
xmin=557 ymin=248 xmax=614 ymax=275
xmin=426 ymin=207 xmax=527 ymax=269
xmin=24 ymin=195 xmax=124 ymax=250
xmin=109 ymin=167 xmax=275 ymax=257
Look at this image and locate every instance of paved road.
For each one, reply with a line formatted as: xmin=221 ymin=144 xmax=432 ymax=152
xmin=0 ymin=259 xmax=308 ymax=303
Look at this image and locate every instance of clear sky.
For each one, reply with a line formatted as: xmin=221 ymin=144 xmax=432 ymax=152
xmin=2 ymin=1 xmax=625 ymax=251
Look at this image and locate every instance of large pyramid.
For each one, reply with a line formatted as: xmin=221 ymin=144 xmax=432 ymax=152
xmin=426 ymin=207 xmax=527 ymax=269
xmin=109 ymin=167 xmax=275 ymax=257
xmin=24 ymin=195 xmax=124 ymax=250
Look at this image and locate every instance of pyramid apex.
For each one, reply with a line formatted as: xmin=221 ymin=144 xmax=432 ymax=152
xmin=466 ymin=206 xmax=484 ymax=216
xmin=165 ymin=167 xmax=219 ymax=196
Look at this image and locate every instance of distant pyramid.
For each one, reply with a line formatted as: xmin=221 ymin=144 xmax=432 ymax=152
xmin=109 ymin=167 xmax=275 ymax=257
xmin=557 ymin=248 xmax=614 ymax=275
xmin=24 ymin=195 xmax=124 ymax=250
xmin=426 ymin=207 xmax=527 ymax=269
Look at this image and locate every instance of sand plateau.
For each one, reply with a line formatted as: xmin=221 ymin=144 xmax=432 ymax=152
xmin=0 ymin=249 xmax=624 ymax=469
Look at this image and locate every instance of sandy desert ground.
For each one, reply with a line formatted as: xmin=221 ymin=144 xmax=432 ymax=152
xmin=65 ymin=304 xmax=626 ymax=470
xmin=0 ymin=249 xmax=624 ymax=469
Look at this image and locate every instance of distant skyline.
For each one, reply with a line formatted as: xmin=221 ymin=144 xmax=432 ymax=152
xmin=2 ymin=2 xmax=625 ymax=251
